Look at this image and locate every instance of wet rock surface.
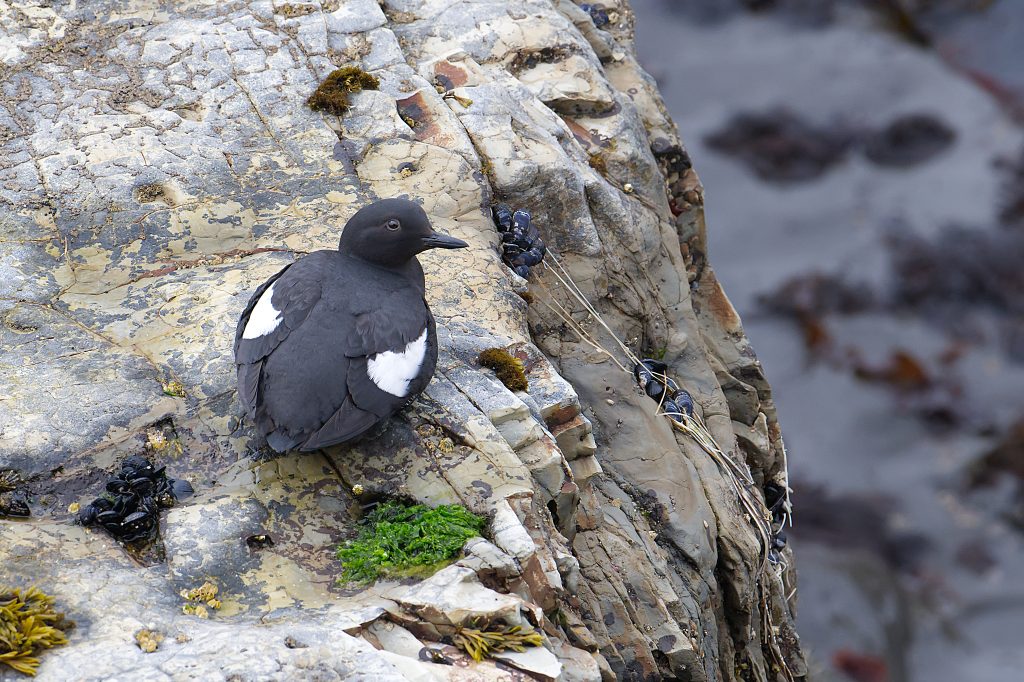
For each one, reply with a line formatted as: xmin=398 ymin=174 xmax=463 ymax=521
xmin=1 ymin=1 xmax=801 ymax=680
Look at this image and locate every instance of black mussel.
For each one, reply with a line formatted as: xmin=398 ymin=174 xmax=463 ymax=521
xmin=764 ymin=483 xmax=787 ymax=513
xmin=122 ymin=455 xmax=153 ymax=474
xmin=644 ymin=380 xmax=666 ymax=401
xmin=641 ymin=358 xmax=668 ymax=377
xmin=106 ymin=479 xmax=130 ymax=495
xmin=580 ymin=4 xmax=610 ymax=27
xmin=633 ymin=362 xmax=655 ymax=388
xmin=493 ymin=203 xmax=513 ymax=231
xmin=95 ymin=510 xmax=121 ymax=525
xmin=122 ymin=510 xmax=150 ymax=527
xmin=92 ymin=497 xmax=114 ymax=511
xmin=773 ymin=530 xmax=787 ymax=550
xmin=768 ymin=549 xmax=781 ymax=564
xmin=511 ymin=209 xmax=531 ymax=234
xmin=78 ymin=503 xmax=99 ymax=525
xmin=503 ymin=244 xmax=525 ymax=260
xmin=490 ymin=204 xmax=546 ymax=278
xmin=521 ymin=246 xmax=545 ymax=267
xmin=662 ymin=398 xmax=685 ymax=423
xmin=671 ymin=389 xmax=695 ymax=417
xmin=80 ymin=454 xmax=192 ymax=544
xmin=170 ymin=478 xmax=194 ymax=499
xmin=130 ymin=477 xmax=155 ymax=496
xmin=111 ymin=495 xmax=133 ymax=516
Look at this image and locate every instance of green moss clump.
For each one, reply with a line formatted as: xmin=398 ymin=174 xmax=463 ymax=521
xmin=307 ymin=66 xmax=380 ymax=116
xmin=478 ymin=348 xmax=528 ymax=392
xmin=0 ymin=586 xmax=73 ymax=676
xmin=588 ymin=152 xmax=608 ymax=176
xmin=453 ymin=622 xmax=544 ymax=662
xmin=336 ymin=501 xmax=486 ymax=583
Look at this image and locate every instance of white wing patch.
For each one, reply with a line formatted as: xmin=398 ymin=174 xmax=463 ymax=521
xmin=367 ymin=328 xmax=428 ymax=397
xmin=242 ymin=282 xmax=283 ymax=339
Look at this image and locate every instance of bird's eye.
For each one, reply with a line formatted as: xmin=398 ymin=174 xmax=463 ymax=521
xmin=386 ymin=219 xmax=401 ymax=231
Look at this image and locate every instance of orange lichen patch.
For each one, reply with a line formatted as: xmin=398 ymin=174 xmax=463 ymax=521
xmin=433 ymin=60 xmax=470 ymax=90
xmin=307 ymin=66 xmax=379 ymax=116
xmin=560 ymin=115 xmax=605 ymax=148
xmin=703 ymin=271 xmax=743 ymax=332
xmin=396 ymin=91 xmax=440 ymax=140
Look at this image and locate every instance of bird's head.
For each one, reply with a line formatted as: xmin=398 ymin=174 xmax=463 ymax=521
xmin=338 ymin=198 xmax=468 ymax=266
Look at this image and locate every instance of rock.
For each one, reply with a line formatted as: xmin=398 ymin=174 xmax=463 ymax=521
xmin=492 ymin=646 xmax=563 ymax=681
xmin=390 ymin=565 xmax=532 ymax=629
xmin=457 ymin=537 xmax=521 ymax=580
xmin=1 ymin=0 xmax=804 ymax=679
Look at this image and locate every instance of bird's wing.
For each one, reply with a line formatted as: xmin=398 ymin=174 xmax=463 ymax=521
xmin=341 ymin=287 xmax=434 ymax=420
xmin=233 ymin=256 xmax=326 ymax=366
xmin=233 ymin=255 xmax=328 ymax=423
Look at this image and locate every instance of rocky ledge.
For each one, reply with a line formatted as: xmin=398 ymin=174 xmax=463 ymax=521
xmin=0 ymin=1 xmax=805 ymax=680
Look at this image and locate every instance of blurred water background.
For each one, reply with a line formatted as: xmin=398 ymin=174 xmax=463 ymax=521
xmin=631 ymin=2 xmax=1024 ymax=681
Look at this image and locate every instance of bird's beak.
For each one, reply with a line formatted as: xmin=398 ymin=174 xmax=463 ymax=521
xmin=421 ymin=232 xmax=469 ymax=250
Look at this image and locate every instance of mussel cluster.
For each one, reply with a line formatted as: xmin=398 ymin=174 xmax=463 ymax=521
xmin=633 ymin=359 xmax=695 ymax=423
xmin=579 ymin=3 xmax=610 ymax=27
xmin=79 ymin=455 xmax=193 ymax=543
xmin=0 ymin=469 xmax=30 ymax=518
xmin=491 ymin=204 xmax=546 ymax=278
xmin=764 ymin=482 xmax=789 ymax=563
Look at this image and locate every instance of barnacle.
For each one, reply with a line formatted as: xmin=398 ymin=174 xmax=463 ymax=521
xmin=452 ymin=621 xmax=544 ymax=662
xmin=161 ymin=380 xmax=186 ymax=397
xmin=478 ymin=348 xmax=528 ymax=392
xmin=181 ymin=603 xmax=208 ymax=619
xmin=180 ymin=582 xmax=220 ymax=618
xmin=134 ymin=629 xmax=163 ymax=653
xmin=307 ymin=66 xmax=380 ymax=116
xmin=0 ymin=586 xmax=72 ymax=676
xmin=336 ymin=501 xmax=486 ymax=583
xmin=180 ymin=581 xmax=218 ymax=604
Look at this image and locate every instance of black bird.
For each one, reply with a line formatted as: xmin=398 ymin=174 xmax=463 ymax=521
xmin=234 ymin=198 xmax=468 ymax=452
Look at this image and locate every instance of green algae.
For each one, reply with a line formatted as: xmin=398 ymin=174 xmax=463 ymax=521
xmin=336 ymin=501 xmax=486 ymax=584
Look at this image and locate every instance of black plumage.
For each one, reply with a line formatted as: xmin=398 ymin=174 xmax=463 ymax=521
xmin=234 ymin=199 xmax=467 ymax=452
